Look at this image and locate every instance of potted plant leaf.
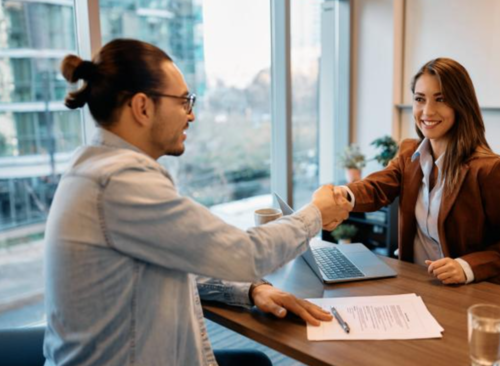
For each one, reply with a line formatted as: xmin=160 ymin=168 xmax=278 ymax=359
xmin=338 ymin=144 xmax=366 ymax=183
xmin=330 ymin=224 xmax=358 ymax=244
xmin=371 ymin=135 xmax=398 ymax=167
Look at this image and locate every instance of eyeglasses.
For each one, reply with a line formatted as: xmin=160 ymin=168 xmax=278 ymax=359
xmin=149 ymin=92 xmax=196 ymax=114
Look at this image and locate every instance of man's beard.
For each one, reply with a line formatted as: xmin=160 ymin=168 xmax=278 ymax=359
xmin=166 ymin=146 xmax=185 ymax=157
xmin=151 ymin=119 xmax=185 ymax=157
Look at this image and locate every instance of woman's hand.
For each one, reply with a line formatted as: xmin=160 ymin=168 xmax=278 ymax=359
xmin=425 ymin=258 xmax=466 ymax=284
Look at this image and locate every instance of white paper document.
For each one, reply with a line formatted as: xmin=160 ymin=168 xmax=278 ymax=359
xmin=307 ymin=294 xmax=444 ymax=341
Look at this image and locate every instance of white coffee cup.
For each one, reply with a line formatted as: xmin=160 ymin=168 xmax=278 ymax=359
xmin=254 ymin=208 xmax=283 ymax=226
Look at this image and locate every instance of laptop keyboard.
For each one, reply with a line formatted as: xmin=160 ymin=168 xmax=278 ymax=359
xmin=313 ymin=247 xmax=365 ymax=279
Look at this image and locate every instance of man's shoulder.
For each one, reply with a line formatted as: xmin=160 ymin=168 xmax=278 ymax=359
xmin=66 ymin=146 xmax=167 ymax=185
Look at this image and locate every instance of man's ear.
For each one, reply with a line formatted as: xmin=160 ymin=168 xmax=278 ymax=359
xmin=129 ymin=93 xmax=155 ymax=127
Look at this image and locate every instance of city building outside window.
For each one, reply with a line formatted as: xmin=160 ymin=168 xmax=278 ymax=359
xmin=0 ymin=0 xmax=82 ymax=328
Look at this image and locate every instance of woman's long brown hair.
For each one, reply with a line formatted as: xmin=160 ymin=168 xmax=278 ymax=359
xmin=410 ymin=58 xmax=496 ymax=195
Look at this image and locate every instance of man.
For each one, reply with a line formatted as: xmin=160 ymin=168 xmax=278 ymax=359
xmin=44 ymin=39 xmax=351 ymax=366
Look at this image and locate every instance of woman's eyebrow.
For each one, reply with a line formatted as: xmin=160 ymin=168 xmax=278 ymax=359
xmin=414 ymin=92 xmax=442 ymax=96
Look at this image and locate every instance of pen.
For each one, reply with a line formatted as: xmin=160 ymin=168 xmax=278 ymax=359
xmin=330 ymin=306 xmax=350 ymax=334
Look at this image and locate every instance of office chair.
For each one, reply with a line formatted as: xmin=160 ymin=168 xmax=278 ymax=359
xmin=0 ymin=326 xmax=45 ymax=366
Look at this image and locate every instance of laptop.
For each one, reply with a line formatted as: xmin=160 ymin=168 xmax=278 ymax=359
xmin=275 ymin=193 xmax=397 ymax=284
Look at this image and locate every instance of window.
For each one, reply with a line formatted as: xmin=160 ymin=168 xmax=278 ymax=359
xmin=0 ymin=0 xmax=83 ymax=328
xmin=100 ymin=0 xmax=272 ymax=210
xmin=291 ymin=0 xmax=322 ymax=208
xmin=0 ymin=0 xmax=351 ymax=329
xmin=3 ymin=1 xmax=76 ymax=50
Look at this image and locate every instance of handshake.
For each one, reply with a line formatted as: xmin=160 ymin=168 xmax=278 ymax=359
xmin=311 ymin=185 xmax=352 ymax=231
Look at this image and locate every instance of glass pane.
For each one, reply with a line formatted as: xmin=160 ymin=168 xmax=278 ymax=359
xmin=0 ymin=1 xmax=83 ymax=328
xmin=100 ymin=0 xmax=272 ymax=224
xmin=291 ymin=0 xmax=322 ymax=208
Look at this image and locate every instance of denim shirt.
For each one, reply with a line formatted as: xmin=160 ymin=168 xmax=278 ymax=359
xmin=43 ymin=129 xmax=321 ymax=366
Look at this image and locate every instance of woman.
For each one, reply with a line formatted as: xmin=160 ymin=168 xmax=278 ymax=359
xmin=339 ymin=58 xmax=500 ymax=285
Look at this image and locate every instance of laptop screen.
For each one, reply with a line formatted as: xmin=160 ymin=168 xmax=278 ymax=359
xmin=274 ymin=193 xmax=294 ymax=216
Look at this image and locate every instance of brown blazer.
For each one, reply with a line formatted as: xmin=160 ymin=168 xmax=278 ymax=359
xmin=347 ymin=139 xmax=500 ymax=284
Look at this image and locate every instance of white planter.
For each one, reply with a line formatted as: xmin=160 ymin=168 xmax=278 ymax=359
xmin=345 ymin=168 xmax=362 ymax=183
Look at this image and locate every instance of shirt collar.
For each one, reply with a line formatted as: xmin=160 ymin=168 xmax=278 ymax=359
xmin=412 ymin=138 xmax=446 ymax=185
xmin=411 ymin=138 xmax=428 ymax=162
xmin=91 ymin=127 xmax=147 ymax=156
xmin=412 ymin=138 xmax=445 ymax=168
xmin=435 ymin=150 xmax=445 ymax=170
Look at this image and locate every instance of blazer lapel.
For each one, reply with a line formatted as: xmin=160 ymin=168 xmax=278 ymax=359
xmin=438 ymin=165 xmax=470 ymax=257
xmin=406 ymin=157 xmax=423 ymax=208
xmin=399 ymin=156 xmax=423 ymax=262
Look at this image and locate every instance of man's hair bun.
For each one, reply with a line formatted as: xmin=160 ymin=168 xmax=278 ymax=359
xmin=61 ymin=54 xmax=95 ymax=109
xmin=61 ymin=55 xmax=97 ymax=83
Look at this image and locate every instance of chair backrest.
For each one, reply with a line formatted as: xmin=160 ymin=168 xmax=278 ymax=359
xmin=0 ymin=326 xmax=45 ymax=366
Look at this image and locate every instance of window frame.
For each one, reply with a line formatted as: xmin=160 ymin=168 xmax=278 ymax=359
xmin=75 ymin=0 xmax=101 ymax=142
xmin=319 ymin=0 xmax=351 ymax=185
xmin=270 ymin=0 xmax=293 ymax=206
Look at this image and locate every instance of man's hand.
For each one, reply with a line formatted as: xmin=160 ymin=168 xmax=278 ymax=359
xmin=250 ymin=285 xmax=332 ymax=326
xmin=425 ymin=258 xmax=466 ymax=285
xmin=312 ymin=185 xmax=352 ymax=231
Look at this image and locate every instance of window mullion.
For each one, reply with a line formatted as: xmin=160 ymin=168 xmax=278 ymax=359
xmin=74 ymin=0 xmax=102 ymax=144
xmin=271 ymin=0 xmax=293 ymax=207
xmin=319 ymin=0 xmax=350 ymax=185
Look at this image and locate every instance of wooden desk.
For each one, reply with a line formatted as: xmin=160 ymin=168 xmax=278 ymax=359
xmin=203 ymin=256 xmax=500 ymax=366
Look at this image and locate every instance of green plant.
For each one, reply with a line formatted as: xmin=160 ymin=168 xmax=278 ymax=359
xmin=330 ymin=224 xmax=358 ymax=241
xmin=0 ymin=132 xmax=10 ymax=156
xmin=371 ymin=135 xmax=398 ymax=167
xmin=338 ymin=144 xmax=366 ymax=170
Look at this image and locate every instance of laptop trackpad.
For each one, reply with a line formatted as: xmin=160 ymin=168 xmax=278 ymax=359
xmin=339 ymin=244 xmax=395 ymax=276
